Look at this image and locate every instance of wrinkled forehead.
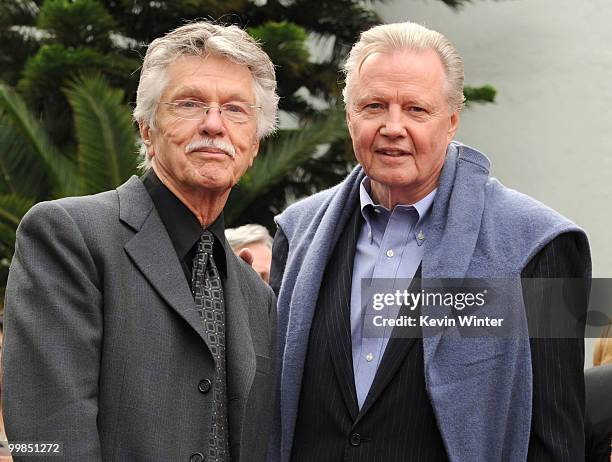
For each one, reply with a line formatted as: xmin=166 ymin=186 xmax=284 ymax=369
xmin=157 ymin=55 xmax=257 ymax=106
xmin=350 ymin=49 xmax=450 ymax=103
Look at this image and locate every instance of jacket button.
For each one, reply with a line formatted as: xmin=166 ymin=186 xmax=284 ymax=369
xmin=198 ymin=379 xmax=212 ymax=394
xmin=349 ymin=433 xmax=361 ymax=446
xmin=190 ymin=453 xmax=204 ymax=462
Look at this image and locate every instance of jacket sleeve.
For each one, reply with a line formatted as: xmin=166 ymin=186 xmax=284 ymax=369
xmin=2 ymin=201 xmax=103 ymax=461
xmin=522 ymin=231 xmax=588 ymax=462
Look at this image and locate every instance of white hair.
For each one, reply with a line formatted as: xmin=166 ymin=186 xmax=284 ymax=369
xmin=225 ymin=224 xmax=273 ymax=250
xmin=343 ymin=22 xmax=465 ymax=113
xmin=133 ymin=21 xmax=279 ymax=170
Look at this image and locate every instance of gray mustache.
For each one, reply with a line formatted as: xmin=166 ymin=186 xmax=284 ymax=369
xmin=185 ymin=138 xmax=236 ymax=158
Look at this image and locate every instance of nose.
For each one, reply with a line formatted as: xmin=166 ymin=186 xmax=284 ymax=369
xmin=197 ymin=106 xmax=225 ymax=137
xmin=379 ymin=105 xmax=406 ymax=138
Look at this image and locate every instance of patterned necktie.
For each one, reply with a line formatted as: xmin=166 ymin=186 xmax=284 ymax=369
xmin=192 ymin=230 xmax=230 ymax=461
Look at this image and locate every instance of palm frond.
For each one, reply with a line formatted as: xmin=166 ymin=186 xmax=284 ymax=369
xmin=0 ymin=82 xmax=77 ymax=198
xmin=64 ymin=74 xmax=138 ymax=194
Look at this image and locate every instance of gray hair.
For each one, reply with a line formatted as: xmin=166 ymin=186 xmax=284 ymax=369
xmin=225 ymin=224 xmax=273 ymax=250
xmin=134 ymin=21 xmax=279 ymax=170
xmin=342 ymin=22 xmax=465 ymax=113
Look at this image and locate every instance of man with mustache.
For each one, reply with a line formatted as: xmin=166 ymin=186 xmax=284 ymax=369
xmin=3 ymin=22 xmax=278 ymax=461
xmin=269 ymin=22 xmax=590 ymax=461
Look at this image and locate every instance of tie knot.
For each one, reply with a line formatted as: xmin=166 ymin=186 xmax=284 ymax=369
xmin=199 ymin=230 xmax=214 ymax=254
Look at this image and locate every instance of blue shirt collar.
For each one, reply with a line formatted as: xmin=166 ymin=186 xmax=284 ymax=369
xmin=358 ymin=176 xmax=436 ymax=225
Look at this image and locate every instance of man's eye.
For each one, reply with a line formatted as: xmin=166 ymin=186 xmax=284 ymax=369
xmin=364 ymin=102 xmax=385 ymax=110
xmin=408 ymin=106 xmax=426 ymax=113
xmin=176 ymin=100 xmax=200 ymax=109
xmin=223 ymin=103 xmax=248 ymax=114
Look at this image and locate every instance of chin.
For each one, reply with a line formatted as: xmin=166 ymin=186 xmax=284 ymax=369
xmin=373 ymin=173 xmax=418 ymax=187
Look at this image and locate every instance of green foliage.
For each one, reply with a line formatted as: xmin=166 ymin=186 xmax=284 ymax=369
xmin=284 ymin=0 xmax=379 ymax=64
xmin=0 ymin=1 xmax=41 ymax=85
xmin=0 ymin=82 xmax=70 ymax=199
xmin=19 ymin=45 xmax=107 ymax=102
xmin=0 ymin=194 xmax=36 ymax=257
xmin=64 ymin=74 xmax=137 ymax=194
xmin=0 ymin=74 xmax=136 ymax=205
xmin=101 ymin=0 xmax=249 ymax=44
xmin=249 ymin=21 xmax=310 ymax=97
xmin=17 ymin=43 xmax=138 ymax=146
xmin=464 ymin=84 xmax=497 ymax=106
xmin=38 ymin=0 xmax=116 ymax=50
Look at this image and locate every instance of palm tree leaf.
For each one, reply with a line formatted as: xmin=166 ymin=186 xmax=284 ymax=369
xmin=0 ymin=82 xmax=78 ymax=198
xmin=64 ymin=74 xmax=137 ymax=194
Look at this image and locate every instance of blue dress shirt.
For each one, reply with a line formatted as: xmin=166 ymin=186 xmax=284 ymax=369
xmin=350 ymin=178 xmax=436 ymax=409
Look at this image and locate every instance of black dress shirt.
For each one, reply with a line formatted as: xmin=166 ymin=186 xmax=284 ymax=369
xmin=142 ymin=169 xmax=227 ymax=284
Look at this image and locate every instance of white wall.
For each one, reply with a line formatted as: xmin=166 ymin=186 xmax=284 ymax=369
xmin=378 ymin=0 xmax=612 ymax=365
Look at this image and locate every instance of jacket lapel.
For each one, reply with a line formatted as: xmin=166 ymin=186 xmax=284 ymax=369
xmin=117 ymin=176 xmax=213 ymax=352
xmin=323 ymin=204 xmax=362 ymax=420
xmin=356 ymin=265 xmax=422 ymax=421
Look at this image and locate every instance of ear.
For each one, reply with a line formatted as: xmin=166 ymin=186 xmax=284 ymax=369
xmin=139 ymin=123 xmax=155 ymax=157
xmin=446 ymin=110 xmax=460 ymax=144
xmin=346 ymin=110 xmax=354 ymax=137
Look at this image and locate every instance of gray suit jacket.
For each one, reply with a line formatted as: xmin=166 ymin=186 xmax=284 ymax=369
xmin=2 ymin=176 xmax=276 ymax=461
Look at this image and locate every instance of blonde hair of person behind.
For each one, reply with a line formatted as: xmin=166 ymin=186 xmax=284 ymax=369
xmin=593 ymin=322 xmax=612 ymax=366
xmin=342 ymin=22 xmax=465 ymax=113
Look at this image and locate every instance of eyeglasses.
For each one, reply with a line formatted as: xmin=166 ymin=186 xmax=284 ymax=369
xmin=159 ymin=99 xmax=260 ymax=124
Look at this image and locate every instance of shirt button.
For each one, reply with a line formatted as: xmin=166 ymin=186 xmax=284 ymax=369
xmin=190 ymin=453 xmax=204 ymax=462
xmin=386 ymin=249 xmax=394 ymax=258
xmin=366 ymin=352 xmax=374 ymax=362
xmin=349 ymin=433 xmax=362 ymax=446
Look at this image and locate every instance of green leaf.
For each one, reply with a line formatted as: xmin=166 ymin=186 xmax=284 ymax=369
xmin=249 ymin=21 xmax=310 ymax=84
xmin=38 ymin=0 xmax=116 ymax=50
xmin=64 ymin=74 xmax=137 ymax=194
xmin=0 ymin=82 xmax=78 ymax=198
xmin=464 ymin=84 xmax=497 ymax=106
xmin=18 ymin=45 xmax=102 ymax=101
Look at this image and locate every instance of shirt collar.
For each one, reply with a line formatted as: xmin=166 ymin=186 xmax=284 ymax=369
xmin=359 ymin=176 xmax=436 ymax=234
xmin=141 ymin=169 xmax=227 ymax=276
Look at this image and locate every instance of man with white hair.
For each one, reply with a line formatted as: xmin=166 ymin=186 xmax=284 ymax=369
xmin=270 ymin=22 xmax=590 ymax=461
xmin=225 ymin=224 xmax=273 ymax=283
xmin=3 ymin=22 xmax=278 ymax=461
